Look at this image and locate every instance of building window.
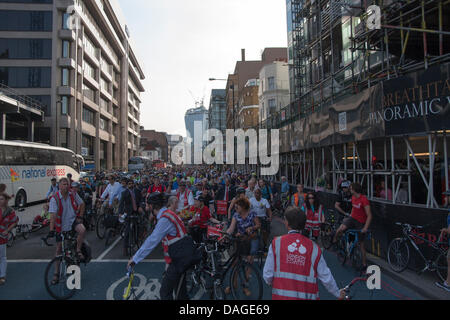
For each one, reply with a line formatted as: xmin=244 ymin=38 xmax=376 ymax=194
xmin=100 ymin=117 xmax=108 ymax=131
xmin=61 ymin=68 xmax=69 ymax=86
xmin=0 ymin=67 xmax=51 ymax=88
xmin=60 ymin=96 xmax=69 ymax=115
xmin=62 ymin=40 xmax=70 ymax=58
xmin=60 ymin=128 xmax=69 ymax=148
xmin=82 ymin=107 xmax=95 ymax=125
xmin=0 ymin=10 xmax=52 ymax=32
xmin=0 ymin=38 xmax=52 ymax=59
xmin=82 ymin=83 xmax=96 ymax=103
xmin=82 ymin=134 xmax=94 ymax=157
xmin=268 ymin=77 xmax=275 ymax=90
xmin=269 ymin=99 xmax=276 ymax=114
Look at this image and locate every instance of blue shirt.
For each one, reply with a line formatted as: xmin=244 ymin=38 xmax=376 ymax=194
xmin=46 ymin=185 xmax=59 ymax=199
xmin=132 ymin=207 xmax=175 ymax=265
xmin=281 ymin=182 xmax=290 ymax=193
xmin=115 ymin=186 xmax=127 ymax=202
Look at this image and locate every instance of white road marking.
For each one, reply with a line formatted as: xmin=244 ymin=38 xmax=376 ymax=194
xmin=96 ymin=237 xmax=122 ymax=260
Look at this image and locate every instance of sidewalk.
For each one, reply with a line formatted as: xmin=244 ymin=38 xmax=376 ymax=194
xmin=367 ymin=253 xmax=450 ymax=300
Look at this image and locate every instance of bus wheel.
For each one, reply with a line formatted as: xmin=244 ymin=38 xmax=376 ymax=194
xmin=15 ymin=190 xmax=27 ymax=208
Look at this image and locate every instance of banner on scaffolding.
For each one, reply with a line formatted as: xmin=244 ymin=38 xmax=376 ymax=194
xmin=375 ymin=63 xmax=450 ymax=135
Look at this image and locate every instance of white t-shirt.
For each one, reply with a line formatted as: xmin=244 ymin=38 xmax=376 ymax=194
xmin=250 ymin=197 xmax=271 ymax=218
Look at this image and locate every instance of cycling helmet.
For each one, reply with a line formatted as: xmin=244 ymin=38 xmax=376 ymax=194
xmin=147 ymin=192 xmax=166 ymax=206
xmin=71 ymin=182 xmax=80 ymax=188
xmin=341 ymin=181 xmax=351 ymax=188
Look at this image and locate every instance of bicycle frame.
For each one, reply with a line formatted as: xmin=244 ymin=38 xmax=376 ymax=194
xmin=401 ymin=227 xmax=447 ymax=265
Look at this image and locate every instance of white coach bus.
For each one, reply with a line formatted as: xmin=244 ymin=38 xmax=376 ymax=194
xmin=0 ymin=140 xmax=82 ymax=207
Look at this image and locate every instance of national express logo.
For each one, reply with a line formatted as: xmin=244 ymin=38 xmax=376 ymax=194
xmin=9 ymin=168 xmax=67 ymax=181
xmin=10 ymin=168 xmax=19 ymax=182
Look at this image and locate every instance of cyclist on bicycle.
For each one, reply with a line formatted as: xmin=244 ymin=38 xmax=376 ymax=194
xmin=119 ymin=179 xmax=144 ymax=256
xmin=189 ymin=195 xmax=222 ymax=243
xmin=228 ymin=187 xmax=248 ymax=221
xmin=127 ymin=194 xmax=199 ymax=300
xmin=335 ymin=180 xmax=352 ymax=216
xmin=47 ymin=178 xmax=86 ymax=285
xmin=263 ymin=207 xmax=346 ymax=300
xmin=332 ymin=182 xmax=372 ymax=272
xmin=301 ymin=192 xmax=325 ymax=240
xmin=250 ymin=189 xmax=272 ymax=251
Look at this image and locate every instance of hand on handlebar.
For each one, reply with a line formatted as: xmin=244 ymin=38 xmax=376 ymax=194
xmin=338 ymin=289 xmax=347 ymax=300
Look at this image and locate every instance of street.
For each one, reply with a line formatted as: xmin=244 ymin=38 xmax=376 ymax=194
xmin=1 ymin=202 xmax=426 ymax=300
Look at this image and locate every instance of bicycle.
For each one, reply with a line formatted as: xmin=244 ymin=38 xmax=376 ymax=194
xmin=123 ymin=212 xmax=145 ymax=258
xmin=336 ymin=229 xmax=372 ymax=272
xmin=176 ymin=231 xmax=264 ymax=300
xmin=42 ymin=231 xmax=89 ymax=300
xmin=321 ymin=210 xmax=348 ymax=250
xmin=387 ymin=222 xmax=448 ymax=282
xmin=255 ymin=217 xmax=270 ymax=269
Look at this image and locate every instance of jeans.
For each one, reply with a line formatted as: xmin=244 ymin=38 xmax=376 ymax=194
xmin=0 ymin=244 xmax=6 ymax=278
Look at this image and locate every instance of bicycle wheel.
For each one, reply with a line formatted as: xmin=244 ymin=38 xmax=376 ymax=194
xmin=22 ymin=225 xmax=30 ymax=240
xmin=6 ymin=232 xmax=13 ymax=248
xmin=387 ymin=238 xmax=410 ymax=273
xmin=436 ymin=251 xmax=448 ymax=282
xmin=351 ymin=245 xmax=363 ymax=271
xmin=337 ymin=236 xmax=347 ymax=266
xmin=230 ymin=261 xmax=263 ymax=300
xmin=105 ymin=228 xmax=116 ymax=247
xmin=213 ymin=279 xmax=225 ymax=300
xmin=321 ymin=224 xmax=334 ymax=250
xmin=96 ymin=214 xmax=107 ymax=240
xmin=44 ymin=257 xmax=77 ymax=300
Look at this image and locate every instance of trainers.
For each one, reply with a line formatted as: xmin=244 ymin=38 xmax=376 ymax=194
xmin=435 ymin=281 xmax=450 ymax=292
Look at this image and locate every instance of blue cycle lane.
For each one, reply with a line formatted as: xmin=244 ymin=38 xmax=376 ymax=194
xmin=0 ymin=250 xmax=424 ymax=300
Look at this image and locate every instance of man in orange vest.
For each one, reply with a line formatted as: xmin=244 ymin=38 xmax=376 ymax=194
xmin=291 ymin=184 xmax=306 ymax=208
xmin=263 ymin=207 xmax=345 ymax=300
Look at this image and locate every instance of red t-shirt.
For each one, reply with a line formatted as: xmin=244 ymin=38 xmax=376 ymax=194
xmin=351 ymin=195 xmax=370 ymax=224
xmin=190 ymin=206 xmax=211 ymax=229
xmin=0 ymin=208 xmax=18 ymax=245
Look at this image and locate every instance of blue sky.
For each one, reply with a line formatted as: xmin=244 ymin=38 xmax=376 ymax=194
xmin=117 ymin=0 xmax=288 ymax=136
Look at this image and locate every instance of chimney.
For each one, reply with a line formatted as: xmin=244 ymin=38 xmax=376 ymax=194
xmin=241 ymin=49 xmax=246 ymax=61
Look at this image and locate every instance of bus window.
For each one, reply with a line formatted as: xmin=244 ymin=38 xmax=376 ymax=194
xmin=23 ymin=147 xmax=40 ymax=165
xmin=4 ymin=146 xmax=24 ymax=165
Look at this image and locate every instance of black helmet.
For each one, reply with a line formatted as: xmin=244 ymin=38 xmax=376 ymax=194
xmin=236 ymin=187 xmax=246 ymax=195
xmin=147 ymin=192 xmax=166 ymax=206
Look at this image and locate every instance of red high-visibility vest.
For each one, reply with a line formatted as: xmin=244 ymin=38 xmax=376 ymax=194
xmin=161 ymin=209 xmax=187 ymax=265
xmin=302 ymin=205 xmax=323 ymax=238
xmin=177 ymin=190 xmax=191 ymax=208
xmin=272 ymin=233 xmax=321 ymax=300
xmin=52 ymin=191 xmax=79 ymax=233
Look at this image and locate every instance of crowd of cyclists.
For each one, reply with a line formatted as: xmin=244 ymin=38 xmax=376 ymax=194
xmin=0 ymin=164 xmax=448 ymax=299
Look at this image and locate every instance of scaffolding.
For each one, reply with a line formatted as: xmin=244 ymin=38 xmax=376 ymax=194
xmin=289 ymin=0 xmax=450 ymax=115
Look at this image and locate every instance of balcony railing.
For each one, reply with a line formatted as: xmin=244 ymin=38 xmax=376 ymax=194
xmin=0 ymin=83 xmax=44 ymax=111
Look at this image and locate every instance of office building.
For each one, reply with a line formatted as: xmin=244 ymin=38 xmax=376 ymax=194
xmin=0 ymin=0 xmax=146 ymax=170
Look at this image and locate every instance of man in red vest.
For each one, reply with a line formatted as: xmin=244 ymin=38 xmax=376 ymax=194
xmin=127 ymin=194 xmax=200 ymax=300
xmin=48 ymin=178 xmax=85 ymax=285
xmin=263 ymin=207 xmax=345 ymax=300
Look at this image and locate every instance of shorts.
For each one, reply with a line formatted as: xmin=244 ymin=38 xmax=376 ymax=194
xmin=56 ymin=220 xmax=83 ymax=243
xmin=343 ymin=217 xmax=366 ymax=242
xmin=237 ymin=237 xmax=259 ymax=256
